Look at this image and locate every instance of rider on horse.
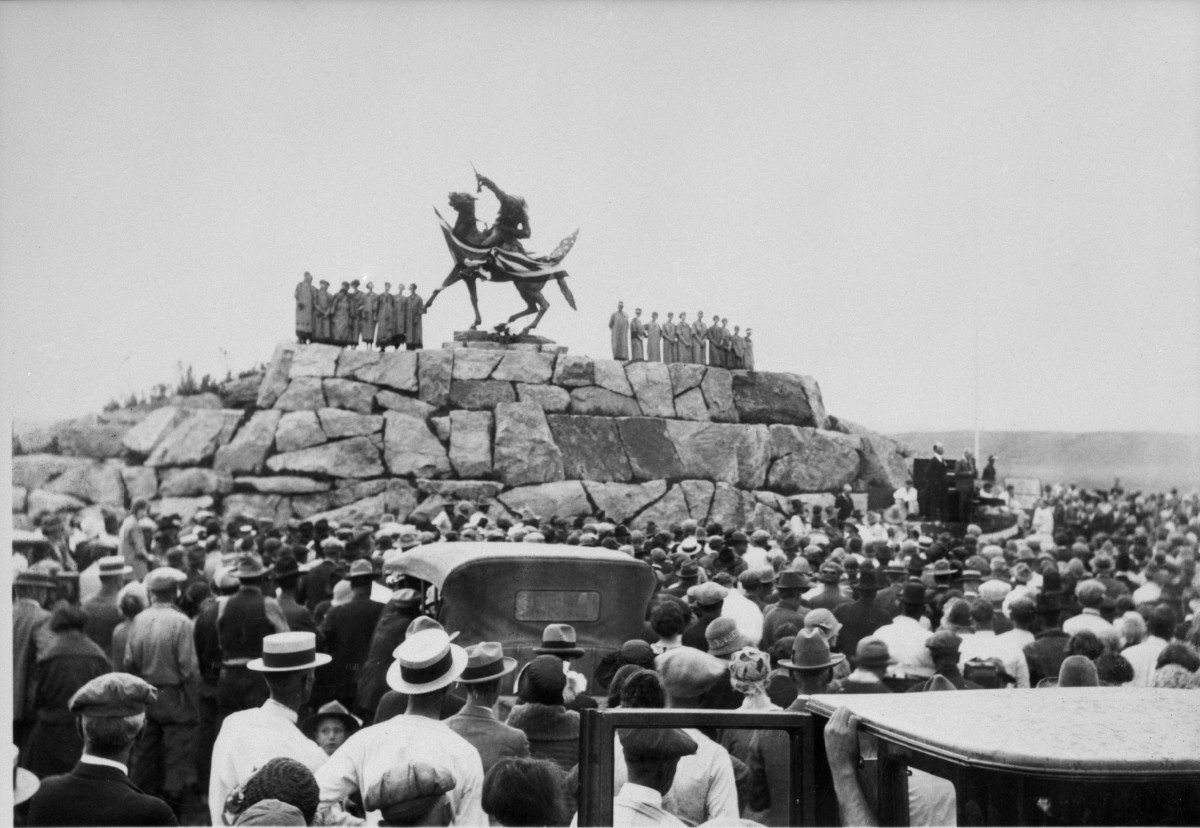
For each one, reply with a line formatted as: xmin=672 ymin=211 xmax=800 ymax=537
xmin=475 ymin=174 xmax=530 ymax=251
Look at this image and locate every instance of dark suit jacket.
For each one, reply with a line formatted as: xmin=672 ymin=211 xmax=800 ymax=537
xmin=27 ymin=761 xmax=178 ymax=827
xmin=446 ymin=704 xmax=530 ymax=772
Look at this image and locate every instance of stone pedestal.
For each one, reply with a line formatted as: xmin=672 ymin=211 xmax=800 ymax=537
xmin=444 ymin=330 xmax=567 ymax=354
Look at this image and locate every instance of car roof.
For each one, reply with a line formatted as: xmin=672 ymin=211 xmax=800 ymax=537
xmin=390 ymin=542 xmax=647 ymax=588
xmin=807 ymin=688 xmax=1200 ymax=776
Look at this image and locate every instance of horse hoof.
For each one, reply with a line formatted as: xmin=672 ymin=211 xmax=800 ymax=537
xmin=469 ymin=323 xmax=479 ymax=331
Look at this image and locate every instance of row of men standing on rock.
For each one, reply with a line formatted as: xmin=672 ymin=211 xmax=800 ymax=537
xmin=609 ymin=301 xmax=755 ymax=368
xmin=294 ymin=272 xmax=425 ymax=350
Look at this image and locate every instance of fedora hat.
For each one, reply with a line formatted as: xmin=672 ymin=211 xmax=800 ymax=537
xmin=347 ymin=559 xmax=375 ymax=580
xmin=534 ymin=623 xmax=585 ymax=659
xmin=901 ymin=580 xmax=927 ymax=606
xmin=97 ymin=555 xmax=133 ymax=578
xmin=457 ymin=642 xmax=518 ymax=684
xmin=780 ymin=628 xmax=846 ymax=671
xmin=233 ymin=553 xmax=267 ymax=579
xmin=273 ymin=554 xmax=301 ymax=579
xmin=854 ymin=636 xmax=895 ymax=670
xmin=856 ymin=568 xmax=882 ymax=591
xmin=248 ymin=631 xmax=332 ymax=672
xmin=386 ymin=629 xmax=468 ymax=694
xmin=775 ymin=569 xmax=809 ymax=591
xmin=301 ymin=700 xmax=362 ymax=738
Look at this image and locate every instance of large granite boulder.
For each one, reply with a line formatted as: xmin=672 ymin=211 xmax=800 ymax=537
xmin=267 ymin=436 xmax=384 ymax=478
xmin=350 ymin=350 xmax=419 ymax=392
xmin=669 ymin=364 xmax=706 ymax=396
xmin=547 ymin=415 xmax=633 ymax=482
xmin=708 ymin=482 xmax=757 ymax=529
xmin=731 ymin=371 xmax=819 ymax=426
xmin=493 ymin=402 xmax=564 ymax=487
xmin=630 ymin=484 xmax=689 ymax=528
xmin=766 ymin=426 xmax=863 ymax=493
xmin=625 ymin=362 xmax=676 ymax=418
xmin=150 ymin=495 xmax=214 ymax=522
xmin=169 ymin=393 xmax=223 ymax=410
xmin=415 ymin=479 xmax=505 ymax=500
xmin=448 ymin=411 xmax=493 ymax=479
xmin=13 ymin=454 xmax=93 ymax=491
xmin=700 ymin=368 xmax=737 ymax=423
xmin=323 ymin=379 xmax=377 ymax=415
xmin=855 ymin=433 xmax=911 ymax=491
xmin=214 ymin=410 xmax=282 ymax=474
xmin=290 ymin=478 xmax=390 ymax=519
xmin=26 ymin=489 xmax=87 ymax=516
xmin=273 ymin=378 xmax=326 ymax=411
xmin=679 ymin=479 xmax=716 ymax=524
xmin=305 ymin=482 xmax=419 ymax=525
xmin=498 ymin=481 xmax=590 ymax=519
xmin=273 ymin=411 xmax=325 ymax=453
xmin=663 ymin=421 xmax=767 ymax=488
xmin=335 ymin=350 xmax=381 ymax=378
xmin=552 ymin=355 xmax=594 ymax=387
xmin=673 ymin=387 xmax=709 ymax=421
xmin=146 ymin=410 xmax=243 ymax=467
xmin=123 ymin=406 xmax=189 ymax=455
xmin=257 ymin=343 xmax=296 ymax=408
xmin=449 ymin=380 xmax=516 ymax=411
xmin=491 ymin=351 xmax=555 ymax=384
xmin=568 ymin=387 xmax=641 ymax=418
xmin=375 ymin=391 xmax=434 ymax=419
xmin=584 ymin=480 xmax=667 ymax=523
xmin=120 ymin=465 xmax=158 ymax=502
xmin=54 ymin=412 xmax=145 ymax=459
xmin=318 ymin=409 xmax=383 ymax=440
xmin=45 ymin=461 xmax=126 ymax=505
xmin=383 ymin=412 xmax=451 ymax=478
xmin=289 ymin=343 xmax=341 ymax=378
xmin=217 ymin=374 xmax=263 ymax=408
xmin=617 ymin=418 xmax=685 ymax=481
xmin=220 ymin=493 xmax=292 ymax=524
xmin=451 ymin=350 xmax=504 ymax=381
xmin=418 ymin=351 xmax=453 ymax=407
xmin=797 ymin=376 xmax=829 ymax=429
xmin=515 ymin=383 xmax=571 ymax=413
xmin=235 ymin=476 xmax=331 ymax=494
xmin=593 ymin=360 xmax=634 ymax=396
xmin=158 ymin=468 xmax=234 ymax=498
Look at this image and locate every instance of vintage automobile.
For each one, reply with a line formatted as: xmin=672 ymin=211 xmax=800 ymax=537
xmin=384 ymin=542 xmax=657 ymax=688
xmin=806 ymin=689 xmax=1200 ymax=826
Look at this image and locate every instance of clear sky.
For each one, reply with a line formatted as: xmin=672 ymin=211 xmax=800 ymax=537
xmin=2 ymin=0 xmax=1197 ymax=434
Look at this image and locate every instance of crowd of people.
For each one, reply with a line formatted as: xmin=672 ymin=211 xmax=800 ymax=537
xmin=295 ymin=273 xmax=425 ymax=351
xmin=608 ymin=302 xmax=754 ymax=369
xmin=10 ymin=480 xmax=1200 ymax=826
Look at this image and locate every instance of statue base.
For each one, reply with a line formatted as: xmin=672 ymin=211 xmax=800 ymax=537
xmin=445 ymin=330 xmax=567 ymax=354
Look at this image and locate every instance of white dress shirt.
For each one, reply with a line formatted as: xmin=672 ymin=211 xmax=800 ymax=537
xmin=1122 ymin=635 xmax=1168 ymax=687
xmin=1062 ymin=609 xmax=1120 ymax=650
xmin=873 ymin=615 xmax=936 ymax=678
xmin=958 ymin=629 xmax=1031 ymax=688
xmin=316 ymin=713 xmax=485 ymax=826
xmin=611 ymin=728 xmax=738 ymax=825
xmin=613 ymin=783 xmax=685 ymax=827
xmin=209 ymin=698 xmax=328 ymax=826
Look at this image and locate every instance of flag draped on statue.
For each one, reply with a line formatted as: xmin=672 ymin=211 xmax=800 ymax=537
xmin=436 ymin=209 xmax=579 ymax=280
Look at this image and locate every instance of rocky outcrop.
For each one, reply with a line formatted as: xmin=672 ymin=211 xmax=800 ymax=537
xmin=12 ymin=341 xmax=894 ymax=529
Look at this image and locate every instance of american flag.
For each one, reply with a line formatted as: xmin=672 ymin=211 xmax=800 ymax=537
xmin=436 ymin=209 xmax=578 ymax=281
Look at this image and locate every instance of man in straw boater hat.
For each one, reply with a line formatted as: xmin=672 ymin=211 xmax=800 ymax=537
xmin=25 ymin=673 xmax=178 ymax=827
xmin=208 ymin=631 xmax=331 ymax=826
xmin=82 ymin=554 xmax=132 ymax=654
xmin=315 ymin=628 xmax=485 ymax=824
xmin=446 ymin=642 xmax=529 ymax=772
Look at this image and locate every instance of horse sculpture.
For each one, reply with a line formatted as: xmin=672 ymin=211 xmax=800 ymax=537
xmin=425 ymin=192 xmax=577 ymax=335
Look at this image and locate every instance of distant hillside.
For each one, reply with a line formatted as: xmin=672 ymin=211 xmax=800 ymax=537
xmin=891 ymin=431 xmax=1200 ymax=492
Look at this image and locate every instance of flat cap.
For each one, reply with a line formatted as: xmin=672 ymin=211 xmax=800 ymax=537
xmin=620 ymin=727 xmax=698 ymax=761
xmin=926 ymin=630 xmax=962 ymax=656
xmin=364 ymin=762 xmax=456 ymax=824
xmin=144 ymin=566 xmax=187 ymax=592
xmin=654 ymin=647 xmax=727 ymax=699
xmin=69 ymin=672 xmax=157 ymax=717
xmin=692 ymin=581 xmax=729 ymax=607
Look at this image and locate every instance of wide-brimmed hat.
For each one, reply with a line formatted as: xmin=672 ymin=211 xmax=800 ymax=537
xmin=457 ymin=642 xmax=518 ymax=684
xmin=775 ymin=569 xmax=809 ymax=591
xmin=347 ymin=559 xmax=374 ymax=581
xmin=854 ymin=636 xmax=896 ymax=670
xmin=97 ymin=555 xmax=132 ymax=578
xmin=901 ymin=580 xmax=927 ymax=606
xmin=247 ymin=632 xmax=332 ymax=672
xmin=534 ymin=623 xmax=585 ymax=659
xmin=234 ymin=553 xmax=268 ymax=579
xmin=301 ymin=700 xmax=361 ymax=737
xmin=274 ymin=555 xmax=301 ymax=580
xmin=386 ymin=629 xmax=468 ymax=694
xmin=779 ymin=628 xmax=846 ymax=671
xmin=803 ymin=608 xmax=842 ymax=640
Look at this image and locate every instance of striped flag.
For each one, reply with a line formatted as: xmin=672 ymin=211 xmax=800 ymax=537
xmin=436 ymin=209 xmax=578 ymax=281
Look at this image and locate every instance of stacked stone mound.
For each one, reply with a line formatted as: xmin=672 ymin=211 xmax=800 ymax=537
xmin=11 ymin=342 xmax=912 ymax=531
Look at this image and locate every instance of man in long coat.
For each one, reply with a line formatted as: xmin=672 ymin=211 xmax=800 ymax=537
xmin=359 ymin=281 xmax=379 ymax=349
xmin=393 ymin=287 xmax=408 ymax=349
xmin=347 ymin=280 xmax=364 ymax=349
xmin=376 ymin=282 xmax=395 ymax=350
xmin=630 ymin=308 xmax=646 ymax=361
xmin=743 ymin=329 xmax=755 ymax=370
xmin=610 ymin=301 xmax=630 ymax=360
xmin=676 ymin=312 xmax=693 ymax=364
xmin=662 ymin=312 xmax=678 ymax=364
xmin=314 ymin=280 xmax=333 ymax=343
xmin=647 ymin=312 xmax=662 ymax=362
xmin=691 ymin=311 xmax=707 ymax=364
xmin=295 ymin=272 xmax=315 ymax=343
xmin=405 ymin=283 xmax=425 ymax=350
xmin=706 ymin=316 xmax=724 ymax=367
xmin=331 ymin=282 xmax=353 ymax=346
xmin=730 ymin=326 xmax=745 ymax=369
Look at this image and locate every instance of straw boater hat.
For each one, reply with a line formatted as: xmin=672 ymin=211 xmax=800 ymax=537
xmin=457 ymin=642 xmax=518 ymax=684
xmin=97 ymin=555 xmax=133 ymax=578
xmin=386 ymin=629 xmax=468 ymax=694
xmin=248 ymin=632 xmax=332 ymax=672
xmin=534 ymin=623 xmax=585 ymax=659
